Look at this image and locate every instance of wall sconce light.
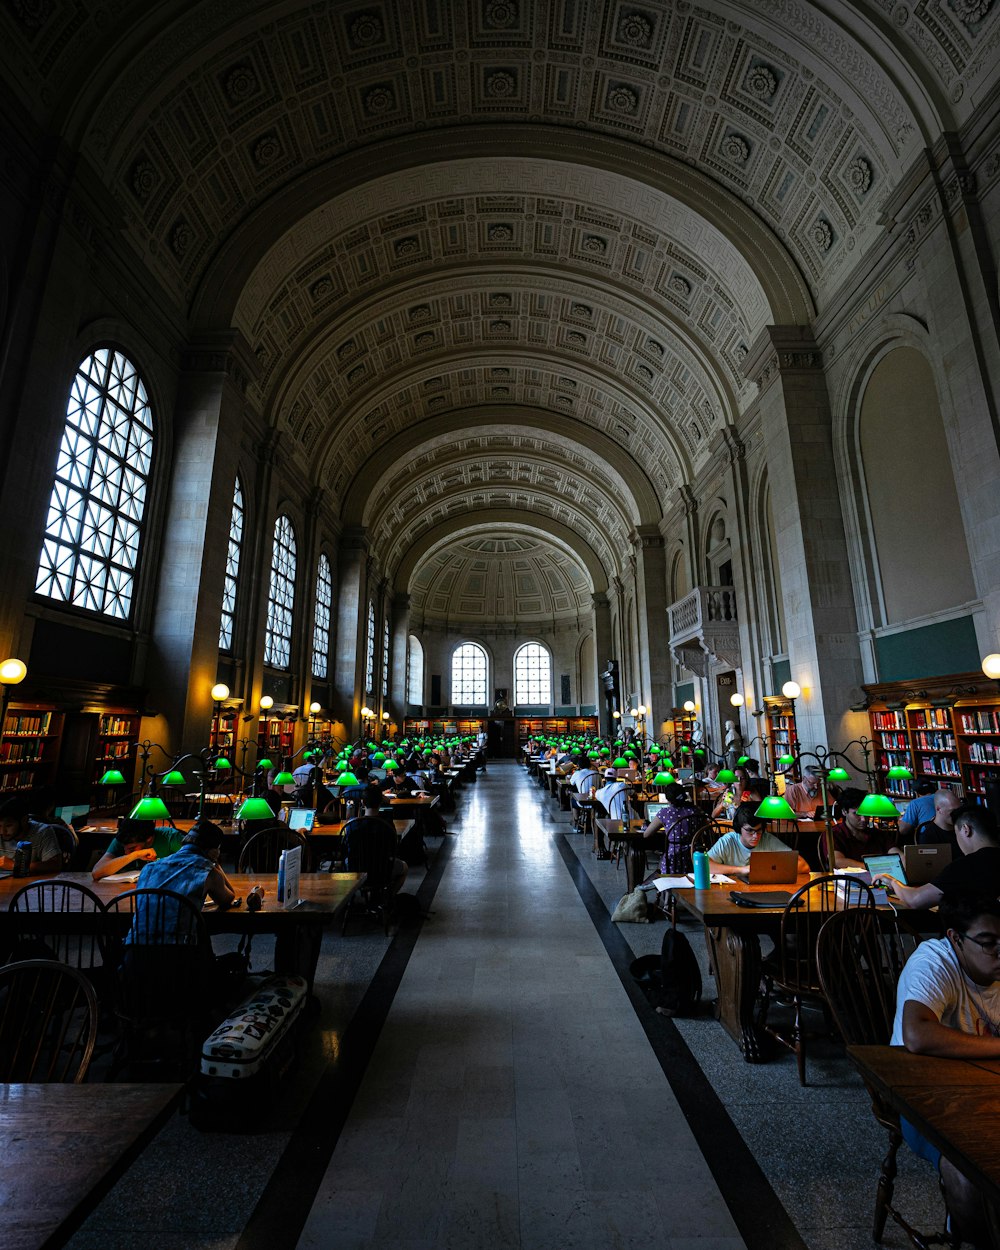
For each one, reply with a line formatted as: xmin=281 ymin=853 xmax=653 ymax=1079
xmin=730 ymin=692 xmax=744 ymax=708
xmin=259 ymin=695 xmax=274 ymax=712
xmin=0 ymin=657 xmax=27 ymax=730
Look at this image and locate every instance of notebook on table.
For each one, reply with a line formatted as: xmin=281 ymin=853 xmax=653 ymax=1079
xmin=747 ymin=850 xmax=799 ymax=884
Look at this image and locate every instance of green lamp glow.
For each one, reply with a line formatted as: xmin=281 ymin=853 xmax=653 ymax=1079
xmin=660 ymin=756 xmax=674 ymax=769
xmin=649 ymin=746 xmax=661 ymax=756
xmin=857 ymin=793 xmax=900 ymax=819
xmin=886 ymin=765 xmax=913 ymax=781
xmin=716 ymin=768 xmax=736 ymax=785
xmin=384 ymin=759 xmax=399 ymax=770
xmin=623 ymin=750 xmax=636 ymax=760
xmin=652 ymin=771 xmax=675 ymax=786
xmin=235 ymin=796 xmax=275 ymax=821
xmin=587 ymin=750 xmax=599 ymax=759
xmin=373 ymin=752 xmax=386 ymax=764
xmin=778 ymin=752 xmax=796 ymax=766
xmin=98 ymin=768 xmax=126 ymax=786
xmin=130 ymin=795 xmax=171 ymax=821
xmin=827 ymin=766 xmax=851 ymax=782
xmin=214 ymin=756 xmax=232 ymax=770
xmin=755 ymin=795 xmax=797 ymax=821
xmin=256 ymin=758 xmax=273 ymax=772
xmin=162 ymin=769 xmax=186 ymax=786
xmin=680 ymin=744 xmax=690 ymax=754
xmin=273 ymin=769 xmax=295 ymax=786
xmin=737 ymin=755 xmax=750 ymax=767
xmin=336 ymin=770 xmax=360 ymax=787
xmin=611 ymin=757 xmax=629 ymax=768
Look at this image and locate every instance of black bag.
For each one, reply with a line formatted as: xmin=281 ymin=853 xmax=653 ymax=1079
xmin=657 ymin=927 xmax=702 ymax=1016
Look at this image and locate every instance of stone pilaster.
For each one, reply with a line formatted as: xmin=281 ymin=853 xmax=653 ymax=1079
xmin=633 ymin=525 xmax=671 ymax=738
xmin=591 ymin=591 xmax=614 ymax=735
xmin=333 ymin=527 xmax=369 ymax=735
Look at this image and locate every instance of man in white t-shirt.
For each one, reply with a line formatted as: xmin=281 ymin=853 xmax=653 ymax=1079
xmin=593 ymin=769 xmax=628 ymax=821
xmin=892 ymin=892 xmax=1000 ymax=1244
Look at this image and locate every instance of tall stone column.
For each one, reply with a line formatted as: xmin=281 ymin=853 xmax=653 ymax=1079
xmin=334 ymin=527 xmax=369 ymax=737
xmin=146 ymin=333 xmax=257 ymax=754
xmin=591 ymin=591 xmax=614 ymax=735
xmin=390 ymin=593 xmax=410 ymax=728
xmin=744 ymin=327 xmax=867 ymax=750
xmin=634 ymin=526 xmax=671 ymax=739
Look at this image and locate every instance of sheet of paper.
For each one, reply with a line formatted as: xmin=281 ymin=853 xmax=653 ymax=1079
xmin=649 ymin=873 xmax=734 ymax=890
xmin=102 ymin=871 xmax=142 ymax=883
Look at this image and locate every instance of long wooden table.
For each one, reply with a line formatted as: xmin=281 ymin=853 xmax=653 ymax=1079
xmin=1 ymin=1082 xmax=183 ymax=1249
xmin=848 ymin=1046 xmax=1000 ymax=1208
xmin=594 ymin=819 xmax=649 ymax=891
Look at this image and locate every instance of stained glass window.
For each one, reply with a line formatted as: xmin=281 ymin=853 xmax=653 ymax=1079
xmin=365 ymin=600 xmax=376 ymax=694
xmin=312 ymin=553 xmax=332 ymax=678
xmin=452 ymin=642 xmax=487 ymax=705
xmin=218 ymin=476 xmax=243 ymax=650
xmin=264 ymin=515 xmax=296 ymax=668
xmin=36 ymin=348 xmax=153 ymax=619
xmin=514 ymin=642 xmax=551 ymax=705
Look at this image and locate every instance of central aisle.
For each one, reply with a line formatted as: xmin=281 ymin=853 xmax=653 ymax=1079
xmin=298 ymin=762 xmax=747 ymax=1249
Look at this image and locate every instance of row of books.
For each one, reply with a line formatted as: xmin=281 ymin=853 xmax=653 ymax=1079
xmin=871 ymin=710 xmax=907 ymax=730
xmin=97 ymin=741 xmax=133 ymax=761
xmin=3 ymin=713 xmax=51 ymax=736
xmin=911 ymin=709 xmax=951 ymax=729
xmin=0 ymin=744 xmax=42 ymax=762
xmin=967 ymin=741 xmax=1000 ymax=764
xmin=99 ymin=715 xmax=135 ymax=736
xmin=957 ymin=709 xmax=1000 ymax=734
xmin=874 ymin=731 xmax=908 ymax=750
xmin=877 ymin=750 xmax=911 ymax=768
xmin=912 ymin=731 xmax=956 ymax=752
xmin=917 ymin=755 xmax=961 ymax=777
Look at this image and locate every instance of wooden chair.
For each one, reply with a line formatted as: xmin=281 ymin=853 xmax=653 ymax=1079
xmin=237 ymin=824 xmax=311 ymax=874
xmin=656 ymin=822 xmax=721 ymax=927
xmin=0 ymin=959 xmax=99 ymax=1082
xmin=7 ymin=881 xmax=111 ymax=996
xmin=103 ymin=887 xmax=215 ymax=1076
xmin=757 ymin=874 xmax=876 ymax=1085
xmin=341 ymin=818 xmax=399 ymax=935
xmin=816 ymin=910 xmax=954 ymax=1249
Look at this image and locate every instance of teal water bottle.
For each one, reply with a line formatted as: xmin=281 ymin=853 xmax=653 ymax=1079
xmin=692 ymin=850 xmax=710 ymax=890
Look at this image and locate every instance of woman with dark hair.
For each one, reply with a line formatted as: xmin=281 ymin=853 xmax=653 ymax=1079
xmin=642 ymin=783 xmax=704 ymax=873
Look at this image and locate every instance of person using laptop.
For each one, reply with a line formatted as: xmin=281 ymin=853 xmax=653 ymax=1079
xmin=707 ymin=803 xmax=809 ymax=878
xmin=824 ymin=787 xmax=900 ymax=870
xmin=878 ymin=804 xmax=1000 ymax=908
xmin=640 ymin=783 xmax=704 ymax=874
xmin=892 ymin=891 xmax=1000 ymax=1246
xmin=912 ymin=789 xmax=962 ymax=857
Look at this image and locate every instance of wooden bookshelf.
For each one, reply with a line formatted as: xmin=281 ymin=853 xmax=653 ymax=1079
xmin=258 ymin=713 xmax=296 ymax=761
xmin=515 ymin=716 xmax=598 ymax=745
xmin=403 ymin=718 xmax=486 ymax=740
xmin=763 ymin=696 xmax=798 ymax=778
xmin=92 ymin=710 xmax=140 ymax=793
xmin=0 ymin=705 xmax=64 ymax=794
xmin=869 ymin=708 xmax=916 ymax=799
xmin=210 ymin=706 xmax=237 ymax=758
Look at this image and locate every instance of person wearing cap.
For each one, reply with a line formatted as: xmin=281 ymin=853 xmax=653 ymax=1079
xmin=0 ymin=794 xmax=62 ymax=874
xmin=593 ymin=768 xmax=628 ymax=821
xmin=92 ymin=817 xmax=185 ymax=881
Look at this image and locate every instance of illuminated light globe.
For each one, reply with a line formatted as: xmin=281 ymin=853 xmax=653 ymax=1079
xmin=982 ymin=654 xmax=1000 ymax=680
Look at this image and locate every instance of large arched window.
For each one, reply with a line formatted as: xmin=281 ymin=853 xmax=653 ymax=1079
xmin=365 ymin=600 xmax=376 ymax=694
xmin=452 ymin=642 xmax=487 ymax=705
xmin=311 ymin=553 xmax=332 ymax=678
xmin=407 ymin=634 xmax=424 ymax=704
xmin=264 ymin=515 xmax=296 ymax=668
xmin=514 ymin=642 xmax=552 ymax=705
xmin=36 ymin=348 xmax=153 ymax=620
xmin=382 ymin=617 xmax=390 ymax=698
xmin=218 ymin=475 xmax=243 ymax=650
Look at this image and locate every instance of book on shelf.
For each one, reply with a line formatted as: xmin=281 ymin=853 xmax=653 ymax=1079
xmin=911 ymin=709 xmax=950 ymax=729
xmin=913 ymin=731 xmax=956 ymax=752
xmin=958 ymin=709 xmax=1000 ymax=734
xmin=99 ymin=714 xmax=135 ymax=736
xmin=872 ymin=711 xmax=906 ymax=730
xmin=4 ymin=712 xmax=51 ymax=736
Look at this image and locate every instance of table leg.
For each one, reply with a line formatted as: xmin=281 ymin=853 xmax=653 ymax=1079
xmin=625 ymin=844 xmax=646 ymax=893
xmin=593 ymin=816 xmax=609 ymax=860
xmin=704 ymin=924 xmax=768 ymax=1063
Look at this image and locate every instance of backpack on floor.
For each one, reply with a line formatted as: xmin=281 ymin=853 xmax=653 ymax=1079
xmin=657 ymin=927 xmax=702 ymax=1016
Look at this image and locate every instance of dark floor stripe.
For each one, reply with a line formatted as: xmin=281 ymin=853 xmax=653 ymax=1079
xmin=548 ymin=795 xmax=808 ymax=1250
xmin=235 ymin=833 xmax=454 ymax=1250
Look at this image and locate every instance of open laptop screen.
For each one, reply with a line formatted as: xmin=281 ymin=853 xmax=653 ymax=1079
xmin=287 ymin=808 xmax=316 ymax=832
xmin=645 ymin=802 xmax=667 ymax=825
xmin=862 ymin=851 xmax=907 ymax=885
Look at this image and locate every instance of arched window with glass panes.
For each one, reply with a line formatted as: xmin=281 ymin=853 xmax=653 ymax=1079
xmin=312 ymin=553 xmax=332 ymax=678
xmin=264 ymin=515 xmax=296 ymax=668
xmin=452 ymin=642 xmax=488 ymax=705
xmin=218 ymin=475 xmax=243 ymax=650
xmin=36 ymin=348 xmax=153 ymax=620
xmin=365 ymin=600 xmax=376 ymax=694
xmin=514 ymin=642 xmax=552 ymax=706
xmin=407 ymin=635 xmax=423 ymax=705
xmin=381 ymin=618 xmax=390 ymax=698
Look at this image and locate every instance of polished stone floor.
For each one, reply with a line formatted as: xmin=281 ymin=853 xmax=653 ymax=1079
xmin=66 ymin=760 xmax=946 ymax=1250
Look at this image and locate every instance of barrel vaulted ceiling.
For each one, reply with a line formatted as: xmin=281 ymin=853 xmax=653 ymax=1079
xmin=3 ymin=0 xmax=998 ymax=606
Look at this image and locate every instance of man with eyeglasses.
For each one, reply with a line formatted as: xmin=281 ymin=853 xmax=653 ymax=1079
xmin=892 ymin=892 xmax=1000 ymax=1246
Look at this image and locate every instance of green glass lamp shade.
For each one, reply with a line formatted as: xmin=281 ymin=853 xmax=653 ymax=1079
xmin=256 ymin=758 xmax=274 ymax=772
xmin=649 ymin=746 xmax=660 ymax=756
xmin=886 ymin=765 xmax=913 ymax=780
xmin=611 ymin=757 xmax=629 ymax=768
xmin=214 ymin=756 xmax=232 ymax=770
xmin=384 ymin=759 xmax=399 ymax=770
xmin=401 ymin=738 xmax=410 ymax=745
xmin=336 ymin=770 xmax=360 ymax=786
xmin=716 ymin=769 xmax=736 ymax=785
xmin=587 ymin=751 xmax=599 ymax=759
xmin=130 ymin=795 xmax=171 ymax=821
xmin=368 ymin=741 xmax=378 ymax=750
xmin=162 ymin=769 xmax=186 ymax=786
xmin=373 ymin=752 xmax=386 ymax=763
xmin=235 ymin=797 xmax=275 ymax=821
xmin=778 ymin=752 xmax=796 ymax=766
xmin=857 ymin=793 xmax=900 ymax=819
xmin=661 ymin=756 xmax=674 ymax=769
xmin=827 ymin=766 xmax=851 ymax=782
xmin=693 ymin=748 xmax=706 ymax=759
xmin=98 ymin=768 xmax=126 ymax=786
xmin=652 ymin=771 xmax=675 ymax=786
xmin=755 ymin=795 xmax=797 ymax=821
xmin=273 ymin=770 xmax=295 ymax=786
xmin=737 ymin=755 xmax=750 ymax=767
xmin=680 ymin=744 xmax=690 ymax=754
xmin=623 ymin=750 xmax=636 ymax=759
xmin=614 ymin=741 xmax=624 ymax=750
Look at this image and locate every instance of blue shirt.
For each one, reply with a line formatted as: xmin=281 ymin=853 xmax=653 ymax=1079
xmin=900 ymin=793 xmax=937 ymax=829
xmin=127 ymin=845 xmax=214 ymax=945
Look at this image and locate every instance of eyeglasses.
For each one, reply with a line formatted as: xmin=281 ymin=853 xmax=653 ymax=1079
xmin=958 ymin=933 xmax=1000 ymax=956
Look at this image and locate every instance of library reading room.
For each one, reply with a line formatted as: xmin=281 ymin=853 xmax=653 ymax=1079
xmin=3 ymin=3 xmax=1000 ymax=1249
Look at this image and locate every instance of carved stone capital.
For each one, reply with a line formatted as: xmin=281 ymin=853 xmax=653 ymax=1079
xmin=182 ymin=329 xmax=261 ymax=396
xmin=678 ymin=484 xmax=698 ymax=516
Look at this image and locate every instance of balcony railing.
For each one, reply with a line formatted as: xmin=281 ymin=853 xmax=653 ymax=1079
xmin=667 ymin=586 xmax=740 ymax=676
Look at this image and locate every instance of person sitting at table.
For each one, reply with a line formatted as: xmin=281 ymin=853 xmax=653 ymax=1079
xmin=132 ymin=818 xmax=238 ymax=910
xmin=707 ymin=803 xmax=809 ymax=878
xmin=593 ymin=768 xmax=628 ymax=821
xmin=912 ymin=789 xmax=962 ymax=857
xmin=711 ymin=766 xmax=750 ymax=819
xmin=877 ymin=804 xmax=1000 ymax=909
xmin=92 ymin=817 xmax=185 ymax=880
xmin=642 ymin=783 xmax=704 ymax=874
xmin=342 ymin=784 xmax=408 ymax=895
xmin=823 ymin=788 xmax=900 ymax=870
xmin=898 ymin=779 xmax=940 ymax=844
xmin=783 ymin=765 xmax=822 ymax=816
xmin=0 ymin=794 xmax=63 ymax=874
xmin=892 ymin=890 xmax=1000 ymax=1246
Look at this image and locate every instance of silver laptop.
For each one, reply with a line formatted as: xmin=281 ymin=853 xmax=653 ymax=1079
xmin=902 ymin=843 xmax=952 ymax=885
xmin=747 ymin=850 xmax=799 ymax=885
